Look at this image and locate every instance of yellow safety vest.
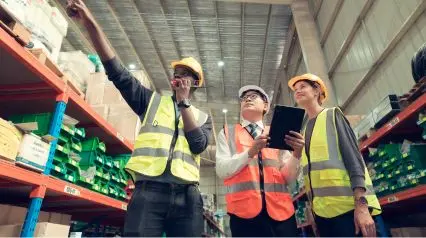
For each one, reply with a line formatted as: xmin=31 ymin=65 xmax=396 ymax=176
xmin=301 ymin=107 xmax=381 ymax=218
xmin=125 ymin=93 xmax=208 ymax=182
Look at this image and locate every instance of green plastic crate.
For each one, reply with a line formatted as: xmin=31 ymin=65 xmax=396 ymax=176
xmin=56 ymin=143 xmax=71 ymax=155
xmin=113 ymin=154 xmax=131 ymax=170
xmin=70 ymin=138 xmax=82 ymax=153
xmin=377 ymin=144 xmax=401 ymax=159
xmin=79 ymin=151 xmax=104 ymax=168
xmin=81 ymin=138 xmax=106 ymax=153
xmin=74 ymin=127 xmax=86 ymax=140
xmin=61 ymin=124 xmax=75 ymax=136
xmin=76 ymin=175 xmax=94 ymax=188
xmin=9 ymin=113 xmax=52 ymax=136
xmin=103 ymin=156 xmax=113 ymax=171
xmin=50 ymin=163 xmax=67 ymax=178
xmin=401 ymin=144 xmax=426 ymax=170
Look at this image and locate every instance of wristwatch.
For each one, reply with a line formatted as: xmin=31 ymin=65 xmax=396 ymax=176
xmin=355 ymin=196 xmax=368 ymax=206
xmin=177 ymin=99 xmax=191 ymax=108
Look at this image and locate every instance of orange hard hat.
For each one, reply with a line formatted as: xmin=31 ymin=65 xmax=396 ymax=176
xmin=288 ymin=73 xmax=328 ymax=103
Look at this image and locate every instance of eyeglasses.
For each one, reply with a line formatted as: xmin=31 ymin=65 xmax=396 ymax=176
xmin=240 ymin=93 xmax=262 ymax=102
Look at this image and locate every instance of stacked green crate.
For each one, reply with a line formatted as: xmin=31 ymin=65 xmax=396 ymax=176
xmin=79 ymin=137 xmax=108 ymax=194
xmin=370 ymin=143 xmax=426 ymax=197
xmin=112 ymin=154 xmax=131 ymax=201
xmin=370 ymin=144 xmax=401 ymax=197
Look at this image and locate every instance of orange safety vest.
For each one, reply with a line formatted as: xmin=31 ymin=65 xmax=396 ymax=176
xmin=223 ymin=124 xmax=295 ymax=221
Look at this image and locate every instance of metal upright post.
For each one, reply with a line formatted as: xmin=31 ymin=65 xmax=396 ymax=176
xmin=20 ymin=94 xmax=68 ymax=237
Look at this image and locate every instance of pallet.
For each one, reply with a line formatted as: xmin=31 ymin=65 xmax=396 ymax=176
xmin=62 ymin=73 xmax=85 ymax=98
xmin=29 ymin=48 xmax=64 ymax=78
xmin=0 ymin=5 xmax=31 ymax=46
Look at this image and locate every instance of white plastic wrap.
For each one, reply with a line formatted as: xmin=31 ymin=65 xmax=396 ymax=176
xmin=50 ymin=7 xmax=68 ymax=37
xmin=58 ymin=51 xmax=96 ymax=92
xmin=0 ymin=0 xmax=29 ymax=24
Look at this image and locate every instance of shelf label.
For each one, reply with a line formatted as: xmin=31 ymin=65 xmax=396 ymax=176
xmin=387 ymin=117 xmax=400 ymax=128
xmin=64 ymin=185 xmax=81 ymax=196
xmin=387 ymin=196 xmax=398 ymax=203
xmin=121 ymin=204 xmax=127 ymax=210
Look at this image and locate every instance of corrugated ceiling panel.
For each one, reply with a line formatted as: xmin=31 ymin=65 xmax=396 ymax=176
xmin=322 ymin=0 xmax=366 ymax=67
xmin=345 ymin=13 xmax=425 ymax=114
xmin=316 ymin=0 xmax=339 ymax=38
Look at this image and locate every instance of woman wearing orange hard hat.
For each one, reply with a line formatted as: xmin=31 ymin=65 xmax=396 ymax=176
xmin=288 ymin=73 xmax=382 ymax=237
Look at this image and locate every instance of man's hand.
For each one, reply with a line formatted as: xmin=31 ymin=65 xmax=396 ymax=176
xmin=67 ymin=0 xmax=96 ymax=27
xmin=173 ymin=78 xmax=191 ymax=102
xmin=354 ymin=205 xmax=376 ymax=237
xmin=248 ymin=135 xmax=269 ymax=158
xmin=284 ymin=131 xmax=305 ymax=158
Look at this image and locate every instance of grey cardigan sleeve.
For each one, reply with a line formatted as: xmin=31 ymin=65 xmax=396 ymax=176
xmin=335 ymin=109 xmax=366 ymax=190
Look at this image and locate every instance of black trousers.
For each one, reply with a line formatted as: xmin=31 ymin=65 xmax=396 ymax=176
xmin=229 ymin=210 xmax=298 ymax=237
xmin=123 ymin=181 xmax=203 ymax=237
xmin=315 ymin=210 xmax=381 ymax=237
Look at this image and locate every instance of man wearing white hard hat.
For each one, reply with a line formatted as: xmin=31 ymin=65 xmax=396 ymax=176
xmin=67 ymin=1 xmax=211 ymax=236
xmin=216 ymin=85 xmax=304 ymax=236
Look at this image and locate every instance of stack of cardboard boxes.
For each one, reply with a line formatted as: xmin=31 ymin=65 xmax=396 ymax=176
xmin=85 ymin=70 xmax=151 ymax=143
xmin=0 ymin=204 xmax=71 ymax=237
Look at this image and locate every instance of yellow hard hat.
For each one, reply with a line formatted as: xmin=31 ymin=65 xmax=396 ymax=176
xmin=288 ymin=73 xmax=328 ymax=103
xmin=171 ymin=57 xmax=204 ymax=87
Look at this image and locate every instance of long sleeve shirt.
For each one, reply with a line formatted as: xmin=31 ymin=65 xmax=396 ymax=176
xmin=304 ymin=108 xmax=367 ymax=190
xmin=102 ymin=57 xmax=212 ymax=184
xmin=215 ymin=119 xmax=300 ymax=183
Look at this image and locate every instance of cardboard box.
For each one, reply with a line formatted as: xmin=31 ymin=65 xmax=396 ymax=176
xmin=108 ymin=104 xmax=140 ymax=142
xmin=16 ymin=133 xmax=51 ymax=172
xmin=0 ymin=204 xmax=27 ymax=225
xmin=0 ymin=118 xmax=22 ymax=161
xmin=91 ymin=105 xmax=109 ymax=120
xmin=0 ymin=222 xmax=70 ymax=237
xmin=86 ymin=73 xmax=107 ymax=105
xmin=103 ymin=81 xmax=124 ymax=104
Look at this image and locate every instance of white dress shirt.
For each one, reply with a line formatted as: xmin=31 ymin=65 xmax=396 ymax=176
xmin=215 ymin=119 xmax=300 ymax=181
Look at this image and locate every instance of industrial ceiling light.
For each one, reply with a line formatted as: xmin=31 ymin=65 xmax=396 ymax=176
xmin=222 ymin=108 xmax=228 ymax=113
xmin=218 ymin=61 xmax=225 ymax=67
xmin=128 ymin=64 xmax=136 ymax=70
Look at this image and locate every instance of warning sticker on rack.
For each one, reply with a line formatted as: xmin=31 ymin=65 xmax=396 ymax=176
xmin=64 ymin=185 xmax=81 ymax=196
xmin=387 ymin=196 xmax=398 ymax=203
xmin=121 ymin=204 xmax=128 ymax=210
xmin=388 ymin=117 xmax=400 ymax=128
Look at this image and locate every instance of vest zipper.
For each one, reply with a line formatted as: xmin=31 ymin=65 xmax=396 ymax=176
xmin=168 ymin=101 xmax=180 ymax=161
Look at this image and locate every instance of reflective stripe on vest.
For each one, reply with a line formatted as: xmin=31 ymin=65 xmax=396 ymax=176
xmin=126 ymin=93 xmax=206 ymax=182
xmin=301 ymin=108 xmax=381 ymax=218
xmin=226 ymin=182 xmax=289 ymax=193
xmin=223 ymin=124 xmax=294 ymax=221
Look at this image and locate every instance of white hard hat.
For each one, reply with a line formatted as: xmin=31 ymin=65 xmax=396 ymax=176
xmin=238 ymin=85 xmax=270 ymax=105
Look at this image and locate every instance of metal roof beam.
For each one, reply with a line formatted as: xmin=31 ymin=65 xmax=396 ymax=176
xmin=185 ymin=0 xmax=209 ymax=101
xmin=258 ymin=5 xmax=272 ymax=87
xmin=158 ymin=0 xmax=182 ymax=59
xmin=341 ymin=0 xmax=426 ymax=110
xmin=328 ymin=0 xmax=375 ymax=78
xmin=239 ymin=3 xmax=245 ymax=90
xmin=127 ymin=0 xmax=172 ymax=87
xmin=214 ymin=0 xmax=293 ymax=5
xmin=214 ymin=1 xmax=226 ymax=97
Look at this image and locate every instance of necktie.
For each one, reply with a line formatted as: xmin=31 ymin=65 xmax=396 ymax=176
xmin=247 ymin=123 xmax=259 ymax=139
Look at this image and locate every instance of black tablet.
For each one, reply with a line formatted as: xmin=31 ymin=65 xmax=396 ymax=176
xmin=268 ymin=105 xmax=305 ymax=150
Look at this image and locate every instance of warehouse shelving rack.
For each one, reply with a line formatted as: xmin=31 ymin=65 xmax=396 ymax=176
xmin=292 ymin=92 xmax=426 ymax=236
xmin=0 ymin=27 xmax=133 ymax=236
